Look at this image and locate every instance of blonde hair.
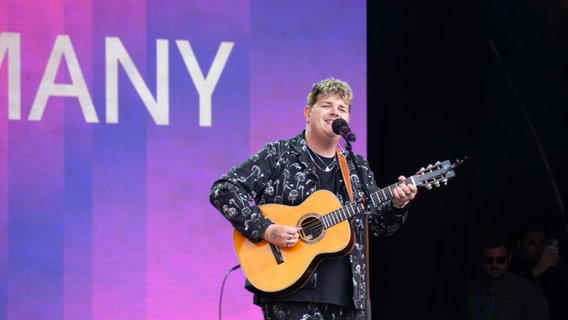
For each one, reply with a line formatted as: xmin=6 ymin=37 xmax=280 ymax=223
xmin=306 ymin=78 xmax=353 ymax=109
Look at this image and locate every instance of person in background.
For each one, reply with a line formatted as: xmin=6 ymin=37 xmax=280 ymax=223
xmin=210 ymin=78 xmax=418 ymax=319
xmin=510 ymin=222 xmax=568 ymax=320
xmin=466 ymin=237 xmax=547 ymax=320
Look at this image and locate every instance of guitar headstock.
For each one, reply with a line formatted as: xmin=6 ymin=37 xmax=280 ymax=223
xmin=413 ymin=158 xmax=465 ymax=190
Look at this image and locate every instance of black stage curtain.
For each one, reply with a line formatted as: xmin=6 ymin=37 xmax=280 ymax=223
xmin=367 ymin=0 xmax=568 ymax=319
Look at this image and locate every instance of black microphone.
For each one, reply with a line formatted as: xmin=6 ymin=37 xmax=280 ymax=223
xmin=332 ymin=118 xmax=356 ymax=142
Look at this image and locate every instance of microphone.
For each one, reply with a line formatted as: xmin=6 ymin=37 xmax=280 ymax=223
xmin=332 ymin=118 xmax=357 ymax=142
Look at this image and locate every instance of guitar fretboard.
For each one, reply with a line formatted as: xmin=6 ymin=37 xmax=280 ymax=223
xmin=320 ymin=180 xmax=409 ymax=229
xmin=321 ymin=202 xmax=364 ymax=229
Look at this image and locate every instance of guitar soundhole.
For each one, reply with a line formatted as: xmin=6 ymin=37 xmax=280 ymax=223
xmin=298 ymin=215 xmax=324 ymax=244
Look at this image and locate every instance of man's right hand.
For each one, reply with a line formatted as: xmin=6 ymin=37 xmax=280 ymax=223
xmin=263 ymin=224 xmax=302 ymax=248
xmin=532 ymin=251 xmax=560 ymax=277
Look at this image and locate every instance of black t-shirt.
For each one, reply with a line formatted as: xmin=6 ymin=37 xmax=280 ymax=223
xmin=260 ymin=157 xmax=354 ymax=308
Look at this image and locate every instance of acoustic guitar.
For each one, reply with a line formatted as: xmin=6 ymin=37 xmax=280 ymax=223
xmin=233 ymin=159 xmax=464 ymax=296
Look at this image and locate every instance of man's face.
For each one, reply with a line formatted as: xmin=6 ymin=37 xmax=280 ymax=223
xmin=482 ymin=245 xmax=510 ymax=278
xmin=518 ymin=231 xmax=546 ymax=263
xmin=304 ymin=94 xmax=350 ymax=140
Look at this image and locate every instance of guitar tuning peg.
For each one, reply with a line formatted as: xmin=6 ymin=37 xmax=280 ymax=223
xmin=434 ymin=182 xmax=440 ymax=187
xmin=426 ymin=185 xmax=433 ymax=190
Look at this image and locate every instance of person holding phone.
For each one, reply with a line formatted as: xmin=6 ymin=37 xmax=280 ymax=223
xmin=510 ymin=222 xmax=568 ymax=320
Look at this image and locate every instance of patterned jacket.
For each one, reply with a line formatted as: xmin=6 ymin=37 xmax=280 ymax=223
xmin=209 ymin=131 xmax=408 ymax=310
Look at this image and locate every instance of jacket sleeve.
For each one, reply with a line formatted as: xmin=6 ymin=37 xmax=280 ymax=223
xmin=209 ymin=143 xmax=278 ymax=242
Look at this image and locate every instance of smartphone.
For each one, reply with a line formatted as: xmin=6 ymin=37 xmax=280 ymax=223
xmin=545 ymin=238 xmax=559 ymax=255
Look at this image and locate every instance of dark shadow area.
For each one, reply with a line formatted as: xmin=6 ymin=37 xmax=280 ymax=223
xmin=367 ymin=0 xmax=568 ymax=318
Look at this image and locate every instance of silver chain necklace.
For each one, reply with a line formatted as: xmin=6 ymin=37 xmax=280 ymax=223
xmin=307 ymin=147 xmax=337 ymax=172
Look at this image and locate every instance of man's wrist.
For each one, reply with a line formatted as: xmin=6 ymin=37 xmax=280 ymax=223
xmin=393 ymin=200 xmax=409 ymax=209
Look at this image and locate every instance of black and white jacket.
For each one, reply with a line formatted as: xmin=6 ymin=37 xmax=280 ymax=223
xmin=210 ymin=131 xmax=408 ymax=310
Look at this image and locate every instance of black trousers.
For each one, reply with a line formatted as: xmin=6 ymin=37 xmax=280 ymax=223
xmin=261 ymin=301 xmax=366 ymax=320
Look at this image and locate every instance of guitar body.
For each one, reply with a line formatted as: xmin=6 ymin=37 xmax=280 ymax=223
xmin=233 ymin=190 xmax=354 ymax=296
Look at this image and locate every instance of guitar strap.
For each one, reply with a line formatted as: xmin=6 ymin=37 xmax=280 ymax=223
xmin=337 ymin=149 xmax=354 ymax=202
xmin=337 ymin=148 xmax=372 ymax=319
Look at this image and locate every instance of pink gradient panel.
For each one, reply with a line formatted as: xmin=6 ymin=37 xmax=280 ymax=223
xmin=0 ymin=3 xmax=7 ymax=319
xmin=4 ymin=1 xmax=66 ymax=319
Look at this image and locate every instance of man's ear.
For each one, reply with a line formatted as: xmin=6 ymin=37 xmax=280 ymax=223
xmin=303 ymin=105 xmax=311 ymax=121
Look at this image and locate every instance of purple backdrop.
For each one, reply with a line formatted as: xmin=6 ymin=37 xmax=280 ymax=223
xmin=0 ymin=0 xmax=366 ymax=318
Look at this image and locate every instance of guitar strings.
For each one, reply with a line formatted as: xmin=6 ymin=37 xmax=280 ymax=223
xmin=295 ymin=185 xmax=402 ymax=237
xmin=296 ymin=203 xmax=359 ymax=236
xmin=293 ymin=165 xmax=451 ymax=240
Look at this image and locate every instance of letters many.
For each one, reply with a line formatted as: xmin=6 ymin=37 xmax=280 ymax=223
xmin=0 ymin=32 xmax=234 ymax=126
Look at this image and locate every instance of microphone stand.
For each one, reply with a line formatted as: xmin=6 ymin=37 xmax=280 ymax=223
xmin=344 ymin=140 xmax=373 ymax=320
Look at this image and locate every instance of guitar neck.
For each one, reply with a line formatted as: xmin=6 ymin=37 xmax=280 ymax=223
xmin=369 ymin=178 xmax=414 ymax=207
xmin=321 ymin=179 xmax=409 ymax=229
